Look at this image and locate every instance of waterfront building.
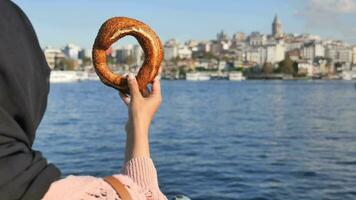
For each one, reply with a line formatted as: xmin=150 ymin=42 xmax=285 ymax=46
xmin=217 ymin=30 xmax=229 ymax=42
xmin=210 ymin=40 xmax=229 ymax=55
xmin=78 ymin=48 xmax=91 ymax=60
xmin=285 ymin=41 xmax=304 ymax=52
xmin=164 ymin=45 xmax=178 ymax=61
xmin=195 ymin=59 xmax=210 ymax=69
xmin=244 ymin=42 xmax=285 ymax=65
xmin=177 ymin=45 xmax=192 ymax=59
xmin=266 ymin=43 xmax=285 ymax=64
xmin=197 ymin=41 xmax=212 ymax=53
xmin=352 ymin=47 xmax=356 ymax=65
xmin=43 ymin=47 xmax=65 ymax=69
xmin=116 ymin=45 xmax=133 ymax=64
xmin=233 ymin=32 xmax=246 ymax=42
xmin=218 ymin=60 xmax=227 ymax=71
xmin=301 ymin=41 xmax=325 ymax=61
xmin=287 ymin=49 xmax=301 ymax=61
xmin=245 ymin=47 xmax=265 ymax=65
xmin=164 ymin=39 xmax=179 ymax=60
xmin=63 ymin=43 xmax=80 ymax=59
xmin=325 ymin=46 xmax=352 ymax=63
xmin=248 ymin=32 xmax=267 ymax=47
xmin=272 ymin=14 xmax=283 ymax=38
xmin=231 ymin=32 xmax=246 ymax=49
xmin=132 ymin=45 xmax=144 ymax=66
xmin=300 ymin=34 xmax=321 ymax=43
xmin=185 ymin=40 xmax=199 ymax=49
xmin=297 ymin=60 xmax=313 ymax=76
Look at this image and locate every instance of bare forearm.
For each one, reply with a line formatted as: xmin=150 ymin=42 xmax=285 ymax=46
xmin=120 ymin=74 xmax=161 ymax=163
xmin=124 ymin=122 xmax=150 ymax=162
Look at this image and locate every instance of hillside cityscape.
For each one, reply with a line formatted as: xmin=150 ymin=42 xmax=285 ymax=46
xmin=44 ymin=15 xmax=356 ymax=81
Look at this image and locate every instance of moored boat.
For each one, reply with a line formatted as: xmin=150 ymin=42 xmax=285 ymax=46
xmin=228 ymin=72 xmax=245 ymax=81
xmin=186 ymin=72 xmax=210 ymax=81
xmin=50 ymin=71 xmax=80 ymax=83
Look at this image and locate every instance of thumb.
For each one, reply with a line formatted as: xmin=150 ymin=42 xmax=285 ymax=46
xmin=127 ymin=73 xmax=141 ymax=98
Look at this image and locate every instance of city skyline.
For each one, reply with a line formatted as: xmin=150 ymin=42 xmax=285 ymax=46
xmin=13 ymin=0 xmax=356 ymax=48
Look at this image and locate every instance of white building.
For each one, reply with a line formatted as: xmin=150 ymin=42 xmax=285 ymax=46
xmin=297 ymin=60 xmax=313 ymax=77
xmin=132 ymin=45 xmax=143 ymax=66
xmin=245 ymin=42 xmax=285 ymax=65
xmin=217 ymin=30 xmax=229 ymax=42
xmin=325 ymin=46 xmax=352 ymax=63
xmin=266 ymin=43 xmax=285 ymax=64
xmin=218 ymin=60 xmax=227 ymax=71
xmin=197 ymin=41 xmax=211 ymax=53
xmin=164 ymin=39 xmax=179 ymax=60
xmin=195 ymin=59 xmax=210 ymax=69
xmin=164 ymin=45 xmax=178 ymax=60
xmin=116 ymin=45 xmax=133 ymax=64
xmin=285 ymin=41 xmax=303 ymax=52
xmin=43 ymin=47 xmax=65 ymax=69
xmin=177 ymin=45 xmax=192 ymax=59
xmin=63 ymin=43 xmax=81 ymax=59
xmin=301 ymin=42 xmax=325 ymax=61
xmin=185 ymin=40 xmax=199 ymax=49
xmin=248 ymin=32 xmax=267 ymax=46
xmin=233 ymin=32 xmax=246 ymax=42
xmin=245 ymin=47 xmax=266 ymax=65
xmin=352 ymin=47 xmax=356 ymax=65
xmin=78 ymin=48 xmax=91 ymax=59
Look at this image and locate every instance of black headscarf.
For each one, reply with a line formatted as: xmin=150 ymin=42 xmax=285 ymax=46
xmin=0 ymin=1 xmax=61 ymax=199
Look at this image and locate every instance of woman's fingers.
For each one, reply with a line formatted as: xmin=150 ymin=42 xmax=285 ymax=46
xmin=127 ymin=73 xmax=141 ymax=100
xmin=150 ymin=79 xmax=161 ymax=95
xmin=119 ymin=92 xmax=130 ymax=106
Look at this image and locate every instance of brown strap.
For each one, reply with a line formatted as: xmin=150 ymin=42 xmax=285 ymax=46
xmin=103 ymin=176 xmax=133 ymax=200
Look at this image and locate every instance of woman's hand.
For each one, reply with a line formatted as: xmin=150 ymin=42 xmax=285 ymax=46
xmin=119 ymin=73 xmax=162 ymax=161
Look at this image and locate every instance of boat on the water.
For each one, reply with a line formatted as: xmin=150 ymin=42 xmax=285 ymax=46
xmin=76 ymin=71 xmax=88 ymax=81
xmin=342 ymin=71 xmax=353 ymax=80
xmin=50 ymin=70 xmax=102 ymax=83
xmin=50 ymin=71 xmax=80 ymax=83
xmin=186 ymin=72 xmax=210 ymax=81
xmin=87 ymin=72 xmax=100 ymax=81
xmin=228 ymin=72 xmax=245 ymax=81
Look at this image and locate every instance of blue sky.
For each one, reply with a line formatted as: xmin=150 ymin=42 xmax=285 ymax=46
xmin=13 ymin=0 xmax=356 ymax=48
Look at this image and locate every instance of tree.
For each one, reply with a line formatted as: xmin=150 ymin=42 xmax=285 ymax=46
xmin=262 ymin=62 xmax=274 ymax=74
xmin=81 ymin=57 xmax=92 ymax=67
xmin=57 ymin=58 xmax=77 ymax=71
xmin=276 ymin=56 xmax=298 ymax=75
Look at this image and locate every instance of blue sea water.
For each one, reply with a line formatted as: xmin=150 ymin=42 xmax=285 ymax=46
xmin=35 ymin=80 xmax=356 ymax=200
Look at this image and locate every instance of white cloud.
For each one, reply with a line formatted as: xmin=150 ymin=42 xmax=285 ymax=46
xmin=293 ymin=0 xmax=356 ymax=42
xmin=307 ymin=0 xmax=356 ymax=13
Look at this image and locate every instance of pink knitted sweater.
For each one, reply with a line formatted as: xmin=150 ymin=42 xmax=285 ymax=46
xmin=43 ymin=157 xmax=167 ymax=200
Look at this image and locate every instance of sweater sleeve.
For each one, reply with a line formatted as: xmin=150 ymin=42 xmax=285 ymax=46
xmin=119 ymin=157 xmax=167 ymax=200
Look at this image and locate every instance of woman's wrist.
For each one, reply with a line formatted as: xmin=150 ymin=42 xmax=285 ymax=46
xmin=125 ymin=120 xmax=150 ymax=162
xmin=125 ymin=115 xmax=151 ymax=135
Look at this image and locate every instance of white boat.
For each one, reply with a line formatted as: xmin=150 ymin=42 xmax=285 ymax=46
xmin=186 ymin=72 xmax=210 ymax=81
xmin=342 ymin=71 xmax=353 ymax=80
xmin=228 ymin=72 xmax=245 ymax=81
xmin=76 ymin=71 xmax=89 ymax=81
xmin=87 ymin=72 xmax=100 ymax=81
xmin=50 ymin=71 xmax=80 ymax=83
